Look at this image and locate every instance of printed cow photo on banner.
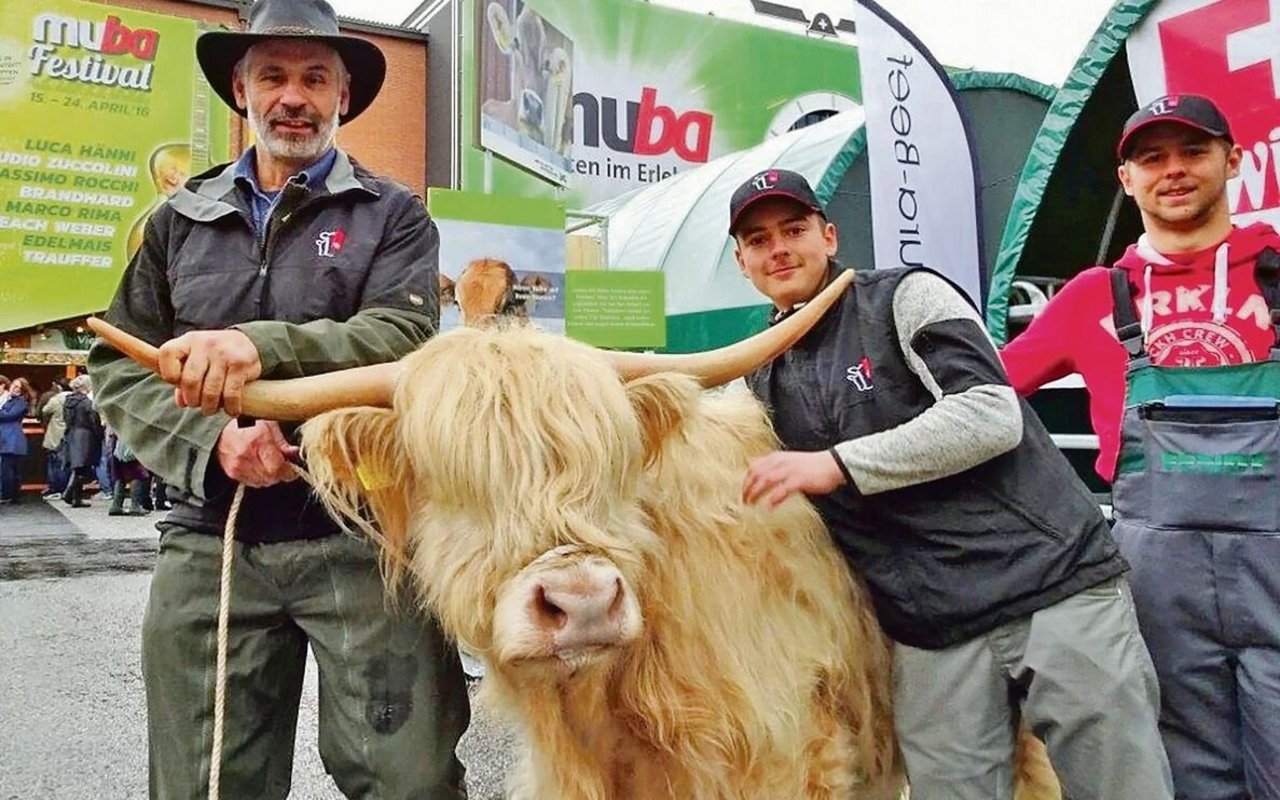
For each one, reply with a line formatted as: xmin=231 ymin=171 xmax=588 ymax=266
xmin=478 ymin=0 xmax=575 ymax=185
xmin=429 ymin=188 xmax=566 ymax=333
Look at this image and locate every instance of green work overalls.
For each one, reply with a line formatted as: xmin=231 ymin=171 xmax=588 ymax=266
xmin=1109 ymin=265 xmax=1280 ymax=800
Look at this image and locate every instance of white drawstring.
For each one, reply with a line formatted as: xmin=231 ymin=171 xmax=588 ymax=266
xmin=1132 ymin=234 xmax=1232 ymax=333
xmin=1142 ymin=264 xmax=1154 ymax=340
xmin=1134 ymin=235 xmax=1171 ymax=342
xmin=1211 ymin=242 xmax=1230 ymax=324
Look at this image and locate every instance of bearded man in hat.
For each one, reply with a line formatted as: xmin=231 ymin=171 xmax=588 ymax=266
xmin=730 ymin=169 xmax=1174 ymax=799
xmin=88 ymin=1 xmax=469 ymax=797
xmin=1004 ymin=94 xmax=1280 ymax=800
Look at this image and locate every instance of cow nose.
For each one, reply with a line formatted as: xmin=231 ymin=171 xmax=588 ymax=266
xmin=521 ymin=89 xmax=544 ymax=127
xmin=531 ymin=567 xmax=628 ymax=651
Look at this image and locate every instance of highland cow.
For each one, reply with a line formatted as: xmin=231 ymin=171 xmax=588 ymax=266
xmin=300 ymin=327 xmax=903 ymax=799
xmin=87 ymin=273 xmax=1059 ymax=800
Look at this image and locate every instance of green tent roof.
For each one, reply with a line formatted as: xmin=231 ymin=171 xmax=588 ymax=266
xmin=986 ymin=0 xmax=1159 ymax=343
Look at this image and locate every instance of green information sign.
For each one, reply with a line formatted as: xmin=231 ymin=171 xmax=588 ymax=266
xmin=428 ymin=188 xmax=567 ymax=334
xmin=0 ymin=0 xmax=230 ymax=333
xmin=565 ymin=270 xmax=665 ymax=349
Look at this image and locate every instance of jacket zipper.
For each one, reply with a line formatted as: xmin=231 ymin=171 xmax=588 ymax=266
xmin=257 ymin=180 xmax=310 ymax=317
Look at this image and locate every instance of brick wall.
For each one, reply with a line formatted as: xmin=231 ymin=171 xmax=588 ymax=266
xmin=339 ymin=36 xmax=428 ymax=197
xmin=92 ymin=0 xmax=429 ymax=196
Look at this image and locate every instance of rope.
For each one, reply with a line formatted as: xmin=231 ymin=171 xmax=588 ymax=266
xmin=207 ymin=482 xmax=246 ymax=800
xmin=205 ymin=463 xmax=306 ymax=800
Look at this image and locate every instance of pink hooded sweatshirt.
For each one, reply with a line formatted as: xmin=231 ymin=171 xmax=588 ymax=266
xmin=1001 ymin=223 xmax=1280 ymax=480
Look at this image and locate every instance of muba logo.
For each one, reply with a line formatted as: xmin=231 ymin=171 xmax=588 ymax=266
xmin=33 ymin=14 xmax=161 ymax=60
xmin=28 ymin=12 xmax=161 ymax=91
xmin=573 ymin=86 xmax=714 ymax=163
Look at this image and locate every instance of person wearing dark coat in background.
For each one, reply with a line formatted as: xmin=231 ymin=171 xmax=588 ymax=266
xmin=0 ymin=376 xmax=31 ymax=505
xmin=61 ymin=375 xmax=103 ymax=508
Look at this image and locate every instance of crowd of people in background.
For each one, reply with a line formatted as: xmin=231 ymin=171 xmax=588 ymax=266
xmin=0 ymin=373 xmax=168 ymax=514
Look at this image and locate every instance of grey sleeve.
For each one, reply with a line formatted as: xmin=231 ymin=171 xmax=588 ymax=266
xmin=831 ymin=270 xmax=1023 ymax=495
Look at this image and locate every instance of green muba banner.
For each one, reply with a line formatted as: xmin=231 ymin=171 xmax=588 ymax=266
xmin=0 ymin=0 xmax=229 ymax=333
xmin=463 ymin=0 xmax=860 ymax=206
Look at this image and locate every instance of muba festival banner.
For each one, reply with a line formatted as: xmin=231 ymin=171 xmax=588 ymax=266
xmin=0 ymin=0 xmax=230 ymax=333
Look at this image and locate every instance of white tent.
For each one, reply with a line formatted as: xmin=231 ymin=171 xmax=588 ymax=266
xmin=583 ymin=109 xmax=867 ymax=348
xmin=580 ymin=70 xmax=1057 ymax=352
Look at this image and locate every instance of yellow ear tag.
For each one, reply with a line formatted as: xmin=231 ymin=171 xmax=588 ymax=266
xmin=356 ymin=462 xmax=394 ymax=491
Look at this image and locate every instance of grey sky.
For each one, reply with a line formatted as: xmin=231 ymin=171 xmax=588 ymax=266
xmin=329 ymin=0 xmax=1118 ymax=85
xmin=436 ymin=219 xmax=565 ymax=281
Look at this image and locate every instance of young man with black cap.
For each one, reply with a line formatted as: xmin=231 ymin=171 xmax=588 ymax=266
xmin=1004 ymin=94 xmax=1280 ymax=799
xmin=87 ymin=1 xmax=468 ymax=797
xmin=732 ymin=168 xmax=1173 ymax=799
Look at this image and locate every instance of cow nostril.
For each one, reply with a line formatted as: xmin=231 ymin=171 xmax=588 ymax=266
xmin=607 ymin=577 xmax=626 ymax=620
xmin=535 ymin=585 xmax=568 ymax=629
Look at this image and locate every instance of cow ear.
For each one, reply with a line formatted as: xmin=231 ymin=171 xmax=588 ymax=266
xmin=624 ymin=373 xmax=701 ymax=467
xmin=300 ymin=407 xmax=417 ymax=589
xmin=486 ymin=2 xmax=514 ymax=54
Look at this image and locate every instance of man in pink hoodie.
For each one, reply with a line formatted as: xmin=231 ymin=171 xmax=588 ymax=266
xmin=1003 ymin=95 xmax=1280 ymax=800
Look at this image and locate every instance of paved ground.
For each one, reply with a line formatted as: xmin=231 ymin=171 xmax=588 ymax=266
xmin=0 ymin=494 xmax=159 ymax=580
xmin=0 ymin=493 xmax=517 ymax=799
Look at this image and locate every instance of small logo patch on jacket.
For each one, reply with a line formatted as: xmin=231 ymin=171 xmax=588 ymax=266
xmin=316 ymin=228 xmax=346 ymax=257
xmin=845 ymin=357 xmax=874 ymax=392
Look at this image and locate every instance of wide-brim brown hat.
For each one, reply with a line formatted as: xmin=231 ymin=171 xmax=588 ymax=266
xmin=196 ymin=0 xmax=386 ymax=125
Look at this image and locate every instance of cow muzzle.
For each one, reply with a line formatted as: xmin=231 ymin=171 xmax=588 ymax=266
xmin=493 ymin=553 xmax=642 ymax=668
xmin=519 ymin=88 xmax=545 ymax=132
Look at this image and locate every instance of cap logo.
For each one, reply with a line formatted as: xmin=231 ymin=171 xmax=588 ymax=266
xmin=1147 ymin=96 xmax=1181 ymax=116
xmin=751 ymin=171 xmax=779 ymax=191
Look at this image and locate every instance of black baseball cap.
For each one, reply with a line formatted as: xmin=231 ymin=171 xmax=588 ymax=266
xmin=728 ymin=169 xmax=825 ymax=235
xmin=1117 ymin=94 xmax=1234 ymax=160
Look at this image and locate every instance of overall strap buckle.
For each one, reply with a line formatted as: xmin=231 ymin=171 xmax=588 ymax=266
xmin=1109 ymin=268 xmax=1146 ymax=358
xmin=1255 ymin=247 xmax=1280 ymax=344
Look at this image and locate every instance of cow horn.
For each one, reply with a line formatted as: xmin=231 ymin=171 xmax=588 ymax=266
xmin=85 ymin=318 xmax=399 ymax=421
xmin=88 ymin=268 xmax=853 ymax=419
xmin=605 ymin=268 xmax=854 ymax=387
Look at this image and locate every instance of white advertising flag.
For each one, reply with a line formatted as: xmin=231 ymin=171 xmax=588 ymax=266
xmin=850 ymin=0 xmax=985 ymax=306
